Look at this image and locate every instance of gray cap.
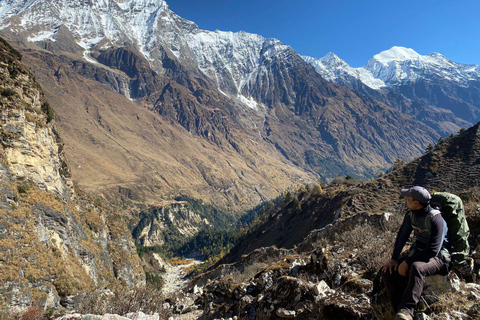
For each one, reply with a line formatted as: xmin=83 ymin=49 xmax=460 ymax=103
xmin=401 ymin=186 xmax=431 ymax=204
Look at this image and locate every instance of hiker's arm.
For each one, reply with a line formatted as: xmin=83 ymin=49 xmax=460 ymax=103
xmin=391 ymin=213 xmax=412 ymax=260
xmin=405 ymin=214 xmax=445 ymax=265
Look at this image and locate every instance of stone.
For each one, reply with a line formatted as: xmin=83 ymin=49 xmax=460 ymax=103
xmin=124 ymin=312 xmax=160 ymax=320
xmin=450 ymin=311 xmax=469 ymax=319
xmin=54 ymin=315 xmax=82 ymax=320
xmin=193 ymin=285 xmax=203 ymax=295
xmin=469 ymin=291 xmax=480 ymax=300
xmin=312 ymin=280 xmax=330 ymax=297
xmin=424 ymin=271 xmax=460 ymax=294
xmin=344 ymin=277 xmax=373 ymax=294
xmin=465 ymin=283 xmax=480 ymax=292
xmin=276 ymin=308 xmax=296 ymax=318
xmin=80 ymin=315 xmax=103 ymax=320
xmin=322 ymin=291 xmax=373 ymax=320
xmin=414 ymin=313 xmax=431 ymax=320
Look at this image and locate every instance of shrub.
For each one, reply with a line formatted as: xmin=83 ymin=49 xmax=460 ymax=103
xmin=316 ymin=212 xmax=402 ymax=275
xmin=77 ymin=284 xmax=171 ymax=317
xmin=41 ymin=102 xmax=55 ymax=123
xmin=1 ymin=88 xmax=16 ymax=98
xmin=17 ymin=182 xmax=31 ymax=194
xmin=0 ymin=37 xmax=22 ymax=60
xmin=145 ymin=272 xmax=164 ymax=290
xmin=0 ymin=304 xmax=57 ymax=320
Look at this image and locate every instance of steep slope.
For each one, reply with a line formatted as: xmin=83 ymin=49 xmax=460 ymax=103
xmin=0 ymin=0 xmax=442 ymax=213
xmin=304 ymin=47 xmax=479 ymax=135
xmin=0 ymin=38 xmax=143 ymax=311
xmin=222 ymin=121 xmax=480 ymax=263
xmin=21 ymin=48 xmax=313 ymax=213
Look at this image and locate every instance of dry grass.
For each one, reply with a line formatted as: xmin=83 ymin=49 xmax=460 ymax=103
xmin=0 ymin=183 xmax=114 ymax=304
xmin=77 ymin=284 xmax=171 ymax=317
xmin=315 ymin=212 xmax=403 ymax=276
xmin=428 ymin=288 xmax=477 ymax=319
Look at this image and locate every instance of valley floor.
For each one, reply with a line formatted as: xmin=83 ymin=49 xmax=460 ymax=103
xmin=162 ymin=259 xmax=203 ymax=296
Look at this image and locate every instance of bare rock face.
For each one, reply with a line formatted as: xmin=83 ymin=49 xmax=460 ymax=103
xmin=0 ymin=38 xmax=144 ymax=311
xmin=0 ymin=47 xmax=72 ymax=199
xmin=134 ymin=201 xmax=211 ymax=247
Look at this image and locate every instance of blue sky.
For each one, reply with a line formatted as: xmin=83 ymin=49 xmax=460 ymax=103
xmin=167 ymin=0 xmax=480 ymax=67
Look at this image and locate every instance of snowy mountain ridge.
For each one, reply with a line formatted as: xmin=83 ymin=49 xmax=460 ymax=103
xmin=302 ymin=52 xmax=386 ymax=90
xmin=0 ymin=0 xmax=292 ymax=109
xmin=304 ymin=46 xmax=480 ymax=90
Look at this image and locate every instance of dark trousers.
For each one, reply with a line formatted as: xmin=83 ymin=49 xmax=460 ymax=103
xmin=382 ymin=257 xmax=446 ymax=317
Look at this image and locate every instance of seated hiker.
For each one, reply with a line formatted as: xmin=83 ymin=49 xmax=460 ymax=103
xmin=382 ymin=186 xmax=449 ymax=320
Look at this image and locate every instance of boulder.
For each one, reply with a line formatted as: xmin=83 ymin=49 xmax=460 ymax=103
xmin=322 ymin=292 xmax=373 ymax=319
xmin=424 ymin=271 xmax=460 ymax=295
xmin=125 ymin=312 xmax=160 ymax=320
xmin=276 ymin=308 xmax=296 ymax=318
xmin=344 ymin=277 xmax=374 ymax=294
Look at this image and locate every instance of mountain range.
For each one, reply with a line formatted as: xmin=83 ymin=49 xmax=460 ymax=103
xmin=304 ymin=47 xmax=479 ymax=135
xmin=0 ymin=0 xmax=466 ymax=213
xmin=0 ymin=0 xmax=480 ymax=316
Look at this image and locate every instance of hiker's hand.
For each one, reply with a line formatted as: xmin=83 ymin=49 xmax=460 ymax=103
xmin=383 ymin=259 xmax=398 ymax=274
xmin=398 ymin=261 xmax=409 ymax=276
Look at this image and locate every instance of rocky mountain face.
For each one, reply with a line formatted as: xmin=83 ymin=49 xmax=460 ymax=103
xmin=0 ymin=0 xmax=445 ymax=216
xmin=0 ymin=38 xmax=144 ymax=311
xmin=134 ymin=201 xmax=212 ymax=247
xmin=304 ymin=47 xmax=480 ymax=136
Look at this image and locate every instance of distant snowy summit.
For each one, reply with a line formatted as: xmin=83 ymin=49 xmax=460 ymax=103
xmin=0 ymin=0 xmax=292 ymax=109
xmin=304 ymin=46 xmax=480 ymax=90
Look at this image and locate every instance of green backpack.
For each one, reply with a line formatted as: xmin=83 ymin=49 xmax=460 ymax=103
xmin=430 ymin=192 xmax=470 ymax=269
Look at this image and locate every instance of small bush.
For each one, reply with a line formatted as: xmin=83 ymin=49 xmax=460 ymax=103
xmin=41 ymin=102 xmax=55 ymax=123
xmin=0 ymin=304 xmax=55 ymax=320
xmin=1 ymin=88 xmax=16 ymax=98
xmin=77 ymin=284 xmax=171 ymax=317
xmin=0 ymin=37 xmax=22 ymax=60
xmin=316 ymin=212 xmax=402 ymax=275
xmin=145 ymin=272 xmax=164 ymax=290
xmin=17 ymin=182 xmax=31 ymax=194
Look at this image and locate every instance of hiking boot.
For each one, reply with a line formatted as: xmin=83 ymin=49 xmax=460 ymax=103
xmin=395 ymin=311 xmax=413 ymax=320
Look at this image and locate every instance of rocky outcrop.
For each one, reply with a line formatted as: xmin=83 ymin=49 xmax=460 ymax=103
xmin=0 ymin=43 xmax=72 ymax=199
xmin=133 ymin=201 xmax=212 ymax=247
xmin=192 ymin=244 xmax=376 ymax=320
xmin=190 ymin=227 xmax=479 ymax=320
xmin=0 ymin=38 xmax=144 ymax=311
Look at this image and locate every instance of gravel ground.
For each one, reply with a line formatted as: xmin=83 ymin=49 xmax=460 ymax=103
xmin=162 ymin=259 xmax=203 ymax=295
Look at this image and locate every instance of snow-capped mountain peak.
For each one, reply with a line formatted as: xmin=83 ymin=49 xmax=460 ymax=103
xmin=364 ymin=46 xmax=480 ymax=86
xmin=0 ymin=0 xmax=175 ymax=55
xmin=373 ymin=46 xmax=421 ymax=65
xmin=303 ymin=53 xmax=386 ymax=90
xmin=303 ymin=46 xmax=480 ymax=91
xmin=0 ymin=0 xmax=297 ymax=109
